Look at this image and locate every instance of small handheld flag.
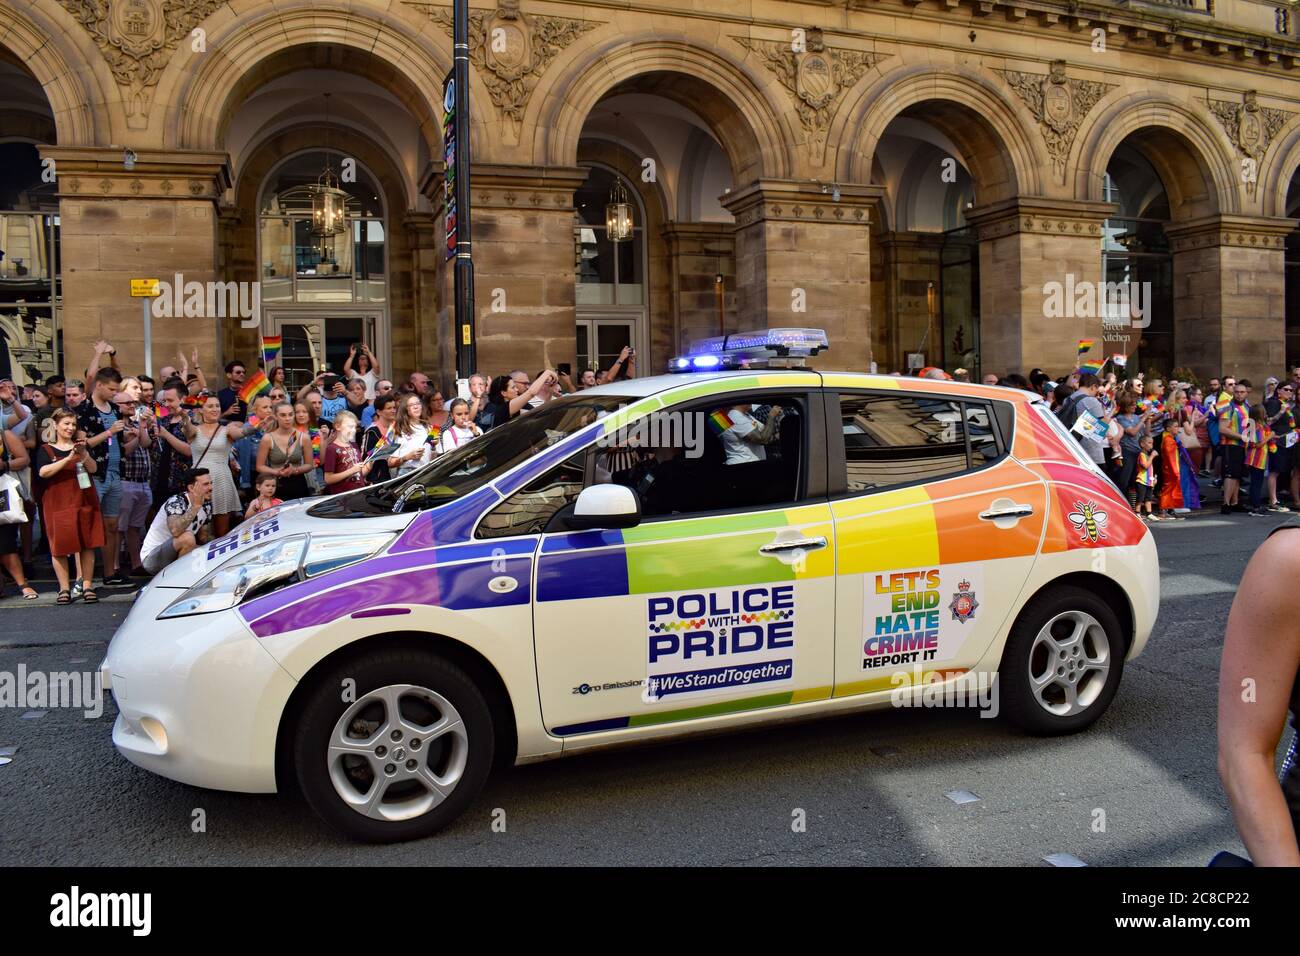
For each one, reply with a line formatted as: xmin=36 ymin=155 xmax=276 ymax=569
xmin=262 ymin=335 xmax=282 ymax=368
xmin=1077 ymin=339 xmax=1096 ymax=356
xmin=1111 ymin=353 xmax=1127 ymax=369
xmin=707 ymin=409 xmax=735 ymax=435
xmin=153 ymin=402 xmax=170 ymax=420
xmin=1077 ymin=359 xmax=1104 ymax=375
xmin=238 ymin=370 xmax=271 ymax=403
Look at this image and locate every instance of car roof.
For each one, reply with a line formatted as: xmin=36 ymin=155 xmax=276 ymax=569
xmin=583 ymin=370 xmax=1040 ymax=404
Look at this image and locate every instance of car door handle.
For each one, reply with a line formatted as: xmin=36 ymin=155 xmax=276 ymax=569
xmin=759 ymin=536 xmax=828 ymax=555
xmin=979 ymin=506 xmax=1035 ymax=520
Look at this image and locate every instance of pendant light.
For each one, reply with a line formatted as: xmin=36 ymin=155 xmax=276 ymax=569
xmin=604 ymin=111 xmax=634 ymax=243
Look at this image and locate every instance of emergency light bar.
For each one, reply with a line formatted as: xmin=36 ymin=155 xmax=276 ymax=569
xmin=668 ymin=327 xmax=828 ymax=372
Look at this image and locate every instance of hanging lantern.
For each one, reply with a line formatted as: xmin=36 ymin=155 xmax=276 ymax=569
xmin=605 ymin=177 xmax=634 ymax=243
xmin=309 ymin=166 xmax=348 ymax=239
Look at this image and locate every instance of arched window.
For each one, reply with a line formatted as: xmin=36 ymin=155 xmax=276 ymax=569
xmin=1102 ymin=145 xmax=1174 ymax=377
xmin=258 ymin=150 xmax=386 ymax=304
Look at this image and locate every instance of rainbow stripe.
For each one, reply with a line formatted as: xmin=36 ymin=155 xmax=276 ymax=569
xmin=1077 ymin=339 xmax=1096 ymax=355
xmin=1077 ymin=360 xmax=1104 ymax=375
xmin=262 ymin=336 xmax=282 ymax=369
xmin=707 ymin=409 xmax=734 ymax=435
xmin=309 ymin=428 xmax=322 ymax=465
xmin=238 ymin=369 xmax=270 ymax=403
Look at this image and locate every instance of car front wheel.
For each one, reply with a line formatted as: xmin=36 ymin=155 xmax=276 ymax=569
xmin=291 ymin=648 xmax=495 ymax=842
xmin=997 ymin=585 xmax=1126 ymax=735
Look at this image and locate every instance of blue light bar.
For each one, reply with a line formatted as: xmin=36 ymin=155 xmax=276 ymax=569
xmin=668 ymin=327 xmax=828 ymax=372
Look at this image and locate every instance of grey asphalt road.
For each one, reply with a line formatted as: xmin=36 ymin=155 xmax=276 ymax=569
xmin=0 ymin=511 xmax=1287 ymax=866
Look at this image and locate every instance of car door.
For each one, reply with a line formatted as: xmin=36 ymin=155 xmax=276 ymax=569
xmin=826 ymin=388 xmax=1047 ymax=698
xmin=530 ymin=387 xmax=837 ymax=738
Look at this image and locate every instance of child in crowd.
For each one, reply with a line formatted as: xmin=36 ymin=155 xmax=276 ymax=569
xmin=1244 ymin=405 xmax=1275 ymax=517
xmin=1135 ymin=435 xmax=1159 ymax=521
xmin=244 ymin=474 xmax=282 ymax=520
xmin=435 ymin=398 xmax=482 ymax=455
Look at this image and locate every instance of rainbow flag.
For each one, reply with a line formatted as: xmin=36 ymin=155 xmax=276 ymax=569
xmin=182 ymin=393 xmax=204 ymax=408
xmin=153 ymin=402 xmax=170 ymax=420
xmin=1077 ymin=359 xmax=1104 ymax=375
xmin=238 ymin=370 xmax=270 ymax=403
xmin=309 ymin=428 xmax=322 ymax=466
xmin=707 ymin=409 xmax=734 ymax=435
xmin=1077 ymin=339 xmax=1096 ymax=355
xmin=262 ymin=336 xmax=282 ymax=368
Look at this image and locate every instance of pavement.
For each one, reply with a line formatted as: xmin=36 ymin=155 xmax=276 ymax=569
xmin=0 ymin=504 xmax=1291 ymax=866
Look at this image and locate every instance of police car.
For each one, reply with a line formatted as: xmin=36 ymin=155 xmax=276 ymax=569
xmin=101 ymin=329 xmax=1159 ymax=842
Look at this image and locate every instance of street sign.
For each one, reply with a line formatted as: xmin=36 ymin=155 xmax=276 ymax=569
xmin=130 ymin=278 xmax=160 ymax=297
xmin=129 ymin=279 xmax=160 ymax=376
xmin=443 ymin=73 xmax=457 ymax=263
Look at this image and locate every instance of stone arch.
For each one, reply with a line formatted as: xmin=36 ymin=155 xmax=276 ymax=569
xmin=836 ymin=65 xmax=1044 ymax=202
xmin=162 ymin=3 xmax=472 ymax=157
xmin=536 ymin=38 xmax=792 ymax=184
xmin=1073 ymin=93 xmax=1237 ymax=217
xmin=1262 ymin=113 xmax=1300 ymax=220
xmin=0 ymin=0 xmax=108 ymax=144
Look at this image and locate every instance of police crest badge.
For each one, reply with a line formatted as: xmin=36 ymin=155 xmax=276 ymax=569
xmin=949 ymin=580 xmax=979 ymax=623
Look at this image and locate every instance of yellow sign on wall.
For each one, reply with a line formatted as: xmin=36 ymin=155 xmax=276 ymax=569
xmin=130 ymin=278 xmax=161 ymax=297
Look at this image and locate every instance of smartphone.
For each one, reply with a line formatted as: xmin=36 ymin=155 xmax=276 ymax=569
xmin=321 ymin=375 xmax=341 ymax=392
xmin=557 ymin=363 xmax=571 ymax=377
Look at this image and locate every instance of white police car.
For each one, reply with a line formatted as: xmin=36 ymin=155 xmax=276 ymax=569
xmin=102 ymin=329 xmax=1158 ymax=841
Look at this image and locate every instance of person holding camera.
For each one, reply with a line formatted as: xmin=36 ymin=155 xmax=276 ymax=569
xmin=37 ymin=408 xmax=104 ymax=604
xmin=343 ymin=344 xmax=381 ymax=400
xmin=297 ymin=370 xmax=347 ymax=424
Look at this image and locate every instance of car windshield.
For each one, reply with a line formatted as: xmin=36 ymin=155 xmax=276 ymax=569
xmin=317 ymin=393 xmax=633 ymax=517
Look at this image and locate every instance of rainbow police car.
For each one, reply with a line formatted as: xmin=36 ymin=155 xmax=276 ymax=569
xmin=101 ymin=329 xmax=1159 ymax=842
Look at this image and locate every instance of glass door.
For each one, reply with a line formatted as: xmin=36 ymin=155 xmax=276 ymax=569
xmin=576 ymin=317 xmax=636 ymax=378
xmin=268 ymin=313 xmax=383 ymax=395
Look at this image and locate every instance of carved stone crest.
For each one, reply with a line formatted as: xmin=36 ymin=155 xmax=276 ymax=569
xmin=57 ymin=0 xmax=225 ymax=124
xmin=407 ymin=2 xmax=600 ymax=145
xmin=734 ymin=29 xmax=885 ymax=165
xmin=1210 ymin=91 xmax=1293 ymax=197
xmin=999 ymin=61 xmax=1115 ymax=183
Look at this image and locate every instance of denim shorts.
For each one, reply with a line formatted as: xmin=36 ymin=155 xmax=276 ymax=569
xmin=93 ymin=470 xmax=122 ymax=519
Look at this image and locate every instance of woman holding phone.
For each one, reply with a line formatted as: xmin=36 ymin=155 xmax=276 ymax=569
xmin=256 ymin=402 xmax=313 ymax=501
xmin=36 ymin=408 xmax=104 ymax=604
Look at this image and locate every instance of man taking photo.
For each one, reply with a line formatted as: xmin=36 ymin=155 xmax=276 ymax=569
xmin=140 ymin=468 xmax=214 ymax=575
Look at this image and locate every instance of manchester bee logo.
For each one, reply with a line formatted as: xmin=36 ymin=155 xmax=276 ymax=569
xmin=949 ymin=579 xmax=979 ymax=623
xmin=1067 ymin=500 xmax=1108 ymax=543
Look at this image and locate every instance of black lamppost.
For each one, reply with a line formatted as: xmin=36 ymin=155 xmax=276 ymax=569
xmin=449 ymin=0 xmax=476 ymax=376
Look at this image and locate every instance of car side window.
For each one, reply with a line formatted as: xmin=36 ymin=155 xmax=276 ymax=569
xmin=839 ymin=393 xmax=993 ymax=493
xmin=476 ymin=452 xmax=586 ymax=539
xmin=596 ymin=395 xmax=806 ymax=518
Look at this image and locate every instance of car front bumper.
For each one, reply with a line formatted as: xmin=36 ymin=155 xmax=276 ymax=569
xmin=102 ymin=584 xmax=298 ymax=793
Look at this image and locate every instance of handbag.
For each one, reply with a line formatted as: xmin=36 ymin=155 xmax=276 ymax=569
xmin=0 ymin=473 xmax=27 ymax=525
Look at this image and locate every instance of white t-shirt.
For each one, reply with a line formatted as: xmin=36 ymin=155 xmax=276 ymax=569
xmin=141 ymin=492 xmax=213 ymax=565
xmin=392 ymin=428 xmax=432 ymax=475
xmin=720 ymin=409 xmax=764 ymax=465
xmin=436 ymin=424 xmax=479 ymax=455
xmin=348 ymin=369 xmax=379 ymax=401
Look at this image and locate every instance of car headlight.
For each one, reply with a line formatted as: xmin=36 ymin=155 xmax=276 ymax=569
xmin=158 ymin=533 xmax=394 ymax=619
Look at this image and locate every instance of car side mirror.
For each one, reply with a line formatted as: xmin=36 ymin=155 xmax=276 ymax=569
xmin=567 ymin=484 xmax=641 ymax=530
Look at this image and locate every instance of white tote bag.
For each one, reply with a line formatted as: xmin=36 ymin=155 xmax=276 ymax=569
xmin=0 ymin=472 xmax=26 ymax=525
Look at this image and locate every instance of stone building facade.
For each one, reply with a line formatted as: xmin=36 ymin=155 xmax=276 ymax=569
xmin=2 ymin=0 xmax=1300 ymax=389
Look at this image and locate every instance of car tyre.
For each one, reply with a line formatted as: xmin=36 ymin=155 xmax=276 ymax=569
xmin=997 ymin=585 xmax=1126 ymax=736
xmin=292 ymin=647 xmax=495 ymax=843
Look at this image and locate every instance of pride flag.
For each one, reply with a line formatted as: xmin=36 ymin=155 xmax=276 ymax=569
xmin=153 ymin=402 xmax=170 ymax=420
xmin=262 ymin=335 xmax=282 ymax=368
xmin=238 ymin=369 xmax=270 ymax=403
xmin=1077 ymin=359 xmax=1104 ymax=375
xmin=1077 ymin=339 xmax=1096 ymax=355
xmin=309 ymin=428 xmax=322 ymax=466
xmin=707 ymin=409 xmax=734 ymax=435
